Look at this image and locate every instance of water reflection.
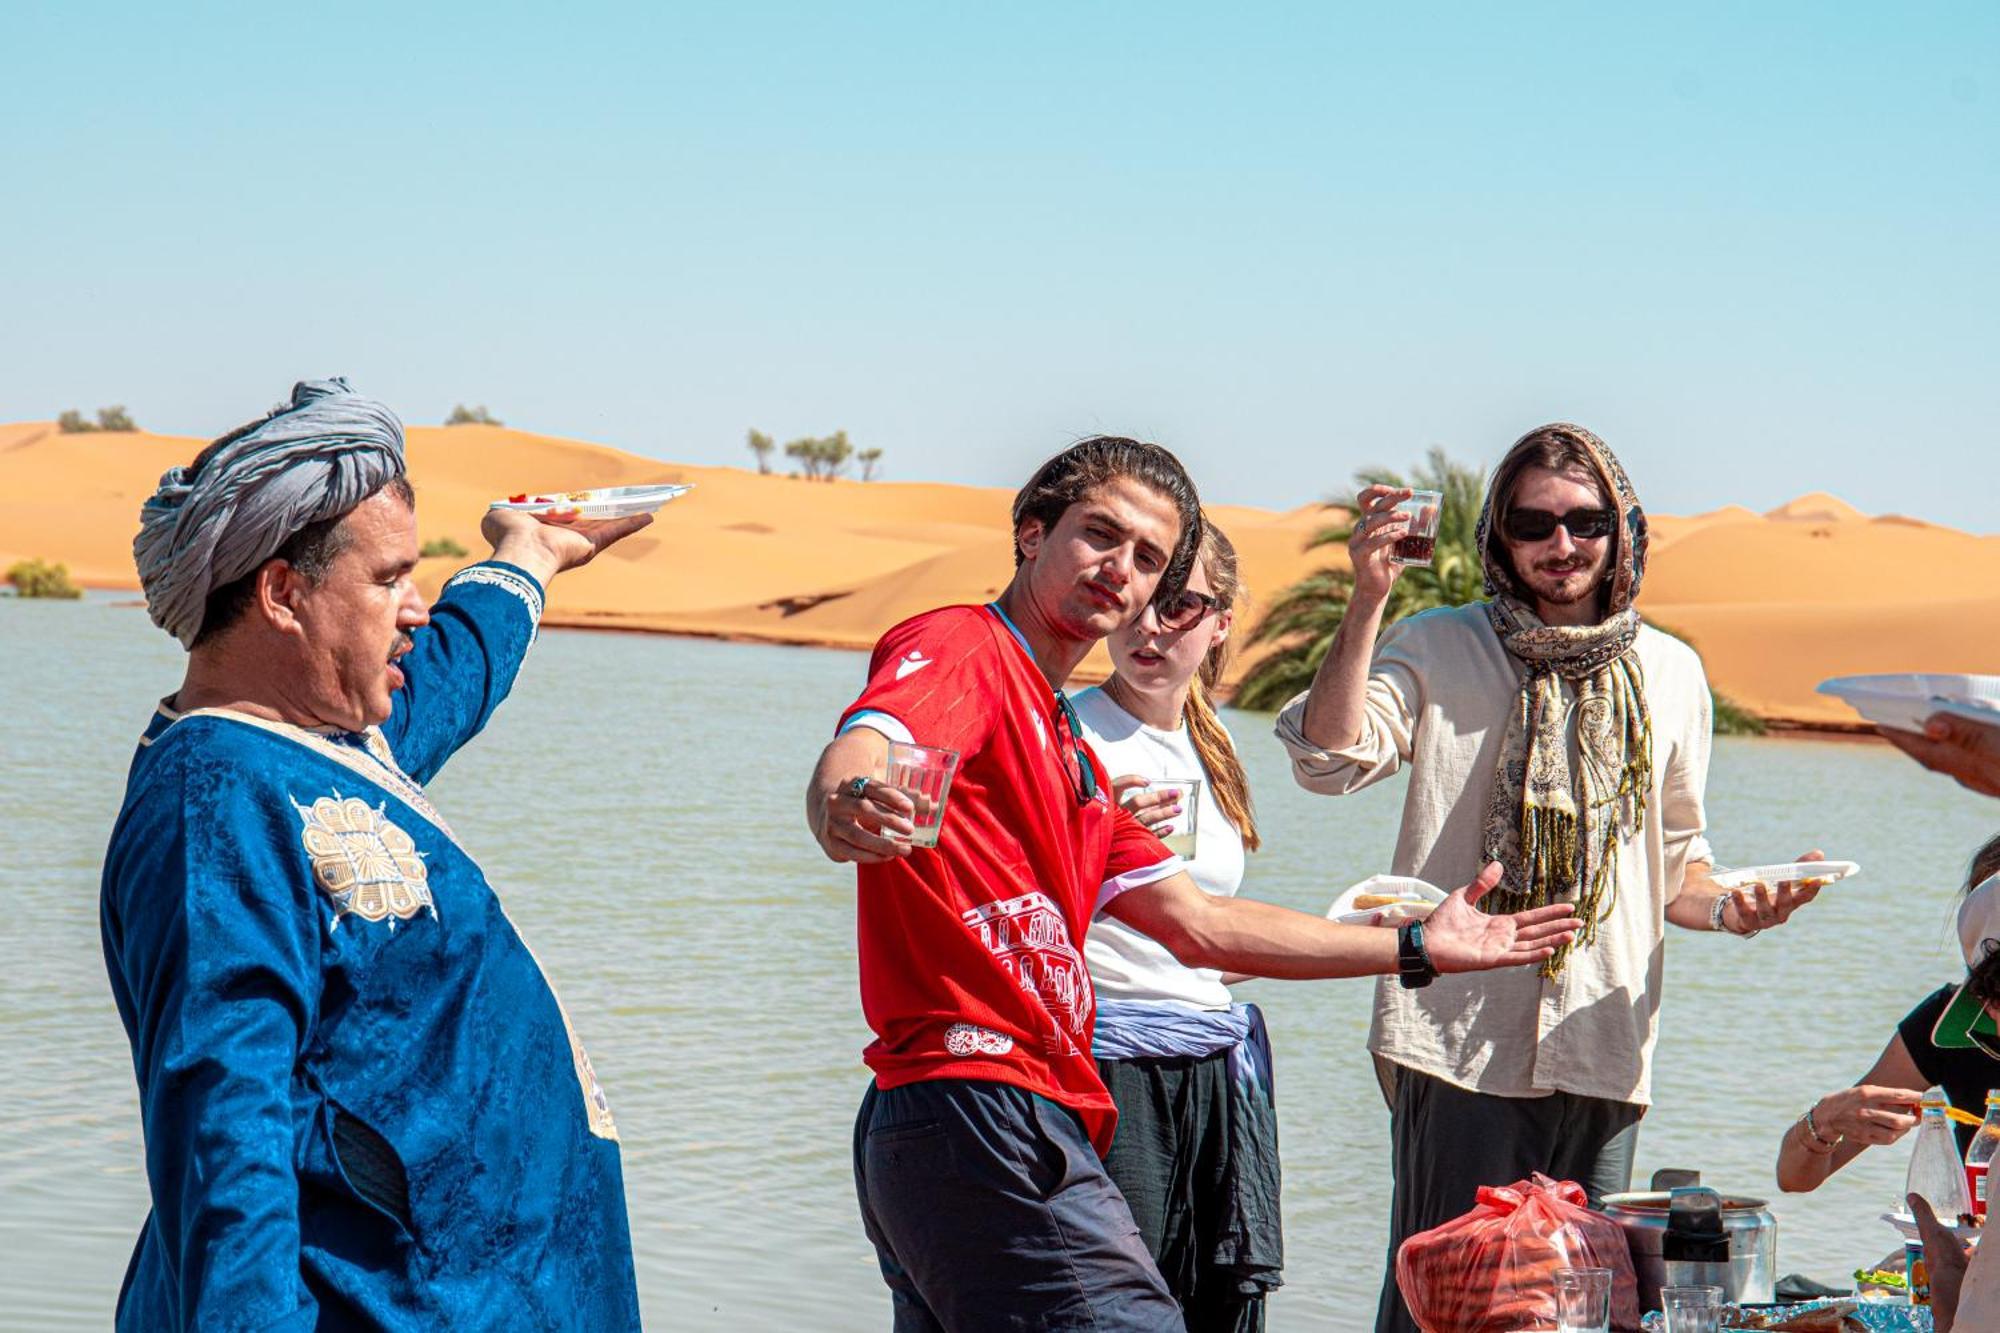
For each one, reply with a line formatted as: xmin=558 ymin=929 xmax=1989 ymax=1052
xmin=1 ymin=596 xmax=1990 ymax=1329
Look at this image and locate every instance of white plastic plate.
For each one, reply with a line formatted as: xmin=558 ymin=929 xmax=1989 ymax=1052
xmin=489 ymin=483 xmax=693 ymax=520
xmin=1328 ymin=874 xmax=1447 ymax=925
xmin=1710 ymin=861 xmax=1860 ymax=891
xmin=1880 ymin=1209 xmax=1981 ymax=1243
xmin=1817 ymin=673 xmax=2000 ymax=734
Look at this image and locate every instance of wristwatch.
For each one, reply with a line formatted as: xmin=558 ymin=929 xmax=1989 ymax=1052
xmin=1397 ymin=920 xmax=1437 ymax=989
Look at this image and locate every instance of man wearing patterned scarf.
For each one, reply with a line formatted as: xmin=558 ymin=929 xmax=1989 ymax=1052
xmin=1275 ymin=424 xmax=1832 ymax=1333
xmin=103 ymin=379 xmax=651 ymax=1330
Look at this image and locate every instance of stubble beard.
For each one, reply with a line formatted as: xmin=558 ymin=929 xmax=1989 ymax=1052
xmin=1524 ymin=556 xmax=1612 ymax=617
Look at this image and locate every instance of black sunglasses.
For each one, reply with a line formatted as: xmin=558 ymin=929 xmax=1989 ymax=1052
xmin=1500 ymin=506 xmax=1617 ymax=544
xmin=1153 ymin=588 xmax=1222 ymax=633
xmin=1052 ymin=691 xmax=1101 ymax=806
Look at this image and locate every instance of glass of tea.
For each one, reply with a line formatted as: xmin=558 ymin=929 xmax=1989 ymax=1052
xmin=1389 ymin=489 xmax=1442 ymax=568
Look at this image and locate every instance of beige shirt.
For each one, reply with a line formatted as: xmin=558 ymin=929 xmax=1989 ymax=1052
xmin=1273 ymin=603 xmax=1715 ymax=1107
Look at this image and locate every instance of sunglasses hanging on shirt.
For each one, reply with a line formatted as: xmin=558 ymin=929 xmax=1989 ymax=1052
xmin=1500 ymin=506 xmax=1618 ymax=543
xmin=1052 ymin=691 xmax=1101 ymax=806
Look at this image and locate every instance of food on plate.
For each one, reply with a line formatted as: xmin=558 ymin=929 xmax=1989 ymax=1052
xmin=1353 ymin=892 xmax=1438 ymax=923
xmin=1725 ymin=1300 xmax=1861 ymax=1331
xmin=1852 ymin=1266 xmax=1907 ymax=1290
xmin=506 ymin=490 xmax=592 ymax=505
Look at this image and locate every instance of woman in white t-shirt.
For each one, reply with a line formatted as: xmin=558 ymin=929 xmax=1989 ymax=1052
xmin=1071 ymin=523 xmax=1282 ymax=1331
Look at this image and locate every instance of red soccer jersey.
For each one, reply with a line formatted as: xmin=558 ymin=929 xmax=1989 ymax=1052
xmin=838 ymin=603 xmax=1180 ymax=1154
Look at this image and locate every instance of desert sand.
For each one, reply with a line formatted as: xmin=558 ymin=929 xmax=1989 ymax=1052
xmin=4 ymin=420 xmax=1996 ymax=729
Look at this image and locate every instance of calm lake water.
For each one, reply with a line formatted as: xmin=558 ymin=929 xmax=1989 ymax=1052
xmin=3 ymin=594 xmax=1995 ymax=1330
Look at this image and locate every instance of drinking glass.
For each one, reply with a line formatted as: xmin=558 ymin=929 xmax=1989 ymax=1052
xmin=1389 ymin=489 xmax=1443 ymax=567
xmin=1660 ymin=1284 xmax=1724 ymax=1333
xmin=879 ymin=741 xmax=959 ymax=848
xmin=1554 ymin=1266 xmax=1613 ymax=1333
xmin=1135 ymin=777 xmax=1201 ymax=859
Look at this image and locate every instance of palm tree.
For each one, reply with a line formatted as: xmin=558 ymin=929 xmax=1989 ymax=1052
xmin=1234 ymin=448 xmax=1487 ymax=711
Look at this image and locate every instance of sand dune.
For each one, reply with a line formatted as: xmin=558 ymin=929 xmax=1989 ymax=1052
xmin=3 ymin=420 xmax=1993 ymax=729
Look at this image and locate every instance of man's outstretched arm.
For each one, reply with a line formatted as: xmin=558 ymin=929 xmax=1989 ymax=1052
xmin=1104 ymin=862 xmax=1580 ymax=980
xmin=384 ymin=508 xmax=657 ymax=781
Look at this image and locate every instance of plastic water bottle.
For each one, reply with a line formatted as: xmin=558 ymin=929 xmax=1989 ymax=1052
xmin=1905 ymin=1087 xmax=1972 ymax=1305
xmin=1965 ymin=1089 xmax=2000 ymax=1223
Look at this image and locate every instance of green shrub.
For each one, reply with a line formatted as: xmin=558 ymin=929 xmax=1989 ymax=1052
xmin=1711 ymin=691 xmax=1768 ymax=737
xmin=56 ymin=406 xmax=140 ymax=432
xmin=783 ymin=430 xmax=855 ymax=481
xmin=420 ymin=537 xmax=469 ymax=559
xmin=446 ymin=404 xmax=502 ymax=426
xmin=6 ymin=558 xmax=83 ymax=599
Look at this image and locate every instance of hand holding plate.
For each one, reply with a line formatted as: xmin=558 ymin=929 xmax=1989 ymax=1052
xmin=1881 ymin=714 xmax=2000 ymax=800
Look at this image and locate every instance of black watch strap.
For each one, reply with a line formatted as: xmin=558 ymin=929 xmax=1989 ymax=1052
xmin=1397 ymin=920 xmax=1438 ymax=989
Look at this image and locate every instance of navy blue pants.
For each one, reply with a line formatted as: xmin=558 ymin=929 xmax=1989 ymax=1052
xmin=853 ymin=1078 xmax=1183 ymax=1332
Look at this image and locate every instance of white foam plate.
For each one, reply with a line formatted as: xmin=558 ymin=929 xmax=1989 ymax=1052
xmin=1328 ymin=874 xmax=1447 ymax=925
xmin=1710 ymin=860 xmax=1860 ymax=891
xmin=489 ymin=483 xmax=693 ymax=520
xmin=1817 ymin=673 xmax=2000 ymax=734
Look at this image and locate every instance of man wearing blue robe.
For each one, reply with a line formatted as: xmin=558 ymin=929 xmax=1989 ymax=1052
xmin=102 ymin=379 xmax=650 ymax=1330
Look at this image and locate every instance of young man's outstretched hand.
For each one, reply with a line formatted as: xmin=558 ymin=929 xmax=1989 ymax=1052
xmin=1103 ymin=860 xmax=1580 ymax=982
xmin=1423 ymin=862 xmax=1582 ymax=972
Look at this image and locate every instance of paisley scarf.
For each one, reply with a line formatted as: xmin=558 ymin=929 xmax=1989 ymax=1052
xmin=1473 ymin=424 xmax=1652 ymax=976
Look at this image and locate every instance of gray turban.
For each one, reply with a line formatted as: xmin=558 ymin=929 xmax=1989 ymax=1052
xmin=136 ymin=378 xmax=407 ymax=647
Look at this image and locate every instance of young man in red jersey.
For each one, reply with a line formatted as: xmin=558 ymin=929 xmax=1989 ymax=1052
xmin=806 ymin=436 xmax=1582 ymax=1330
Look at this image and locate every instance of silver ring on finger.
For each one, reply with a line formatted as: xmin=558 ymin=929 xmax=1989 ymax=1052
xmin=846 ymin=775 xmax=871 ymax=800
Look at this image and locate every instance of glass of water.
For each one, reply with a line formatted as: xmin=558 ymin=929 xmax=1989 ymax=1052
xmin=880 ymin=741 xmax=960 ymax=848
xmin=1132 ymin=777 xmax=1200 ymax=859
xmin=1660 ymin=1285 xmax=1724 ymax=1333
xmin=1554 ymin=1266 xmax=1613 ymax=1333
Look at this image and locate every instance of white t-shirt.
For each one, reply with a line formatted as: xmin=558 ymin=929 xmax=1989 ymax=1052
xmin=1072 ymin=685 xmax=1249 ymax=1010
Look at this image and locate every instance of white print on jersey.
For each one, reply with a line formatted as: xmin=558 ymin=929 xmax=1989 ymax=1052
xmin=894 ymin=650 xmax=933 ymax=681
xmin=1030 ymin=710 xmax=1048 ymax=749
xmin=961 ymin=891 xmax=1092 ymax=1057
xmin=944 ymin=1023 xmax=1015 ymax=1057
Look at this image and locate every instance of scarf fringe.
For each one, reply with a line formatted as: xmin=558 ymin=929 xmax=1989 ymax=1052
xmin=1487 ymin=658 xmax=1655 ymax=980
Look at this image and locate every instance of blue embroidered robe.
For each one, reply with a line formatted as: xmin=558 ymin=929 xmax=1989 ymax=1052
xmin=100 ymin=562 xmax=641 ymax=1331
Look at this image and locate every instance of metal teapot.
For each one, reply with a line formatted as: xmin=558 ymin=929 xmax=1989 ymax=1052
xmin=1600 ymin=1178 xmax=1778 ymax=1310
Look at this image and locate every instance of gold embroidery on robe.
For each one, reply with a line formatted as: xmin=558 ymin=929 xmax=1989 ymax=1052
xmin=296 ymin=794 xmax=435 ymax=930
xmin=557 ymin=1002 xmax=620 ymax=1142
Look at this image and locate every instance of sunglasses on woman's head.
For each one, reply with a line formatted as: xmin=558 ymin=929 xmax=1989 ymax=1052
xmin=1500 ymin=506 xmax=1617 ymax=544
xmin=1152 ymin=588 xmax=1222 ymax=632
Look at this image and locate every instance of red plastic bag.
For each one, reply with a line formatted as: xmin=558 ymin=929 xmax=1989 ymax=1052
xmin=1395 ymin=1173 xmax=1641 ymax=1332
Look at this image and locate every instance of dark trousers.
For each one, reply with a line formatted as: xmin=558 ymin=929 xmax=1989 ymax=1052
xmin=853 ymin=1078 xmax=1183 ymax=1332
xmin=1374 ymin=1066 xmax=1642 ymax=1333
xmin=1099 ymin=1052 xmax=1270 ymax=1333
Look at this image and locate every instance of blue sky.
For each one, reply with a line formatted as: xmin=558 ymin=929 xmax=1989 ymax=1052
xmin=3 ymin=3 xmax=1994 ymax=528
